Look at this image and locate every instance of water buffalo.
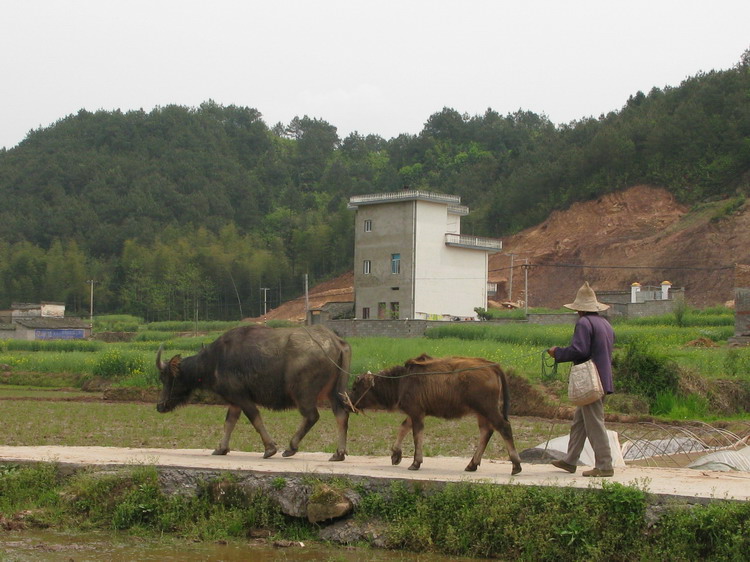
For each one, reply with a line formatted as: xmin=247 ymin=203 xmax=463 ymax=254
xmin=349 ymin=354 xmax=522 ymax=474
xmin=156 ymin=324 xmax=351 ymax=461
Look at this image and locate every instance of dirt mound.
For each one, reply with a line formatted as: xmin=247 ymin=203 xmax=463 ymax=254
xmin=258 ymin=185 xmax=749 ymax=320
xmin=246 ymin=271 xmax=354 ymax=324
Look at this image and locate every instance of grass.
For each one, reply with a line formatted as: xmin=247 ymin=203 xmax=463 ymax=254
xmin=2 ymin=462 xmax=748 ymax=561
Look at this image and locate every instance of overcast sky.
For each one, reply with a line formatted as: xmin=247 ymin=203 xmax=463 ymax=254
xmin=1 ymin=1 xmax=748 ymax=150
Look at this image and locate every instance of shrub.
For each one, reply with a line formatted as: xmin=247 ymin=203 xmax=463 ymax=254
xmin=613 ymin=340 xmax=680 ymax=411
xmin=93 ymin=350 xmax=148 ymax=380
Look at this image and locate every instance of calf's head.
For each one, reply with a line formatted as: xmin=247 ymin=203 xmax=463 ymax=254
xmin=155 ymin=346 xmax=193 ymax=413
xmin=349 ymin=371 xmax=378 ymax=410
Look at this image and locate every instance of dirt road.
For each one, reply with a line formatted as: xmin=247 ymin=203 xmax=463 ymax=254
xmin=1 ymin=445 xmax=748 ymax=502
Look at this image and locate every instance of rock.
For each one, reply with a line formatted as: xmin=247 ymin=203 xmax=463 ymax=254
xmin=319 ymin=519 xmax=389 ymax=548
xmin=270 ymin=484 xmax=311 ymax=518
xmin=306 ymin=484 xmax=354 ymax=523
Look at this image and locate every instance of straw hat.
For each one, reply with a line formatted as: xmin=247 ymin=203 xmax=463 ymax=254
xmin=564 ymin=282 xmax=609 ymax=312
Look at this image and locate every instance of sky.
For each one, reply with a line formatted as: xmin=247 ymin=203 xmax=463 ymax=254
xmin=1 ymin=1 xmax=749 ymax=150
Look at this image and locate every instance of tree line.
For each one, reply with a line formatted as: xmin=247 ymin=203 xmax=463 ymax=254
xmin=0 ymin=51 xmax=748 ymax=319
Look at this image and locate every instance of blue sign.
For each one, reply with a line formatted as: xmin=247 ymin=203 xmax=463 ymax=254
xmin=35 ymin=329 xmax=86 ymax=340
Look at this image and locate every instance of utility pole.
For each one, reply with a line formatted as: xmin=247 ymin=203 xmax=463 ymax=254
xmin=304 ymin=274 xmax=309 ymax=325
xmin=86 ymin=280 xmax=94 ymax=332
xmin=260 ymin=287 xmax=270 ymax=317
xmin=507 ymin=253 xmax=517 ymax=302
xmin=522 ymin=261 xmax=530 ymax=316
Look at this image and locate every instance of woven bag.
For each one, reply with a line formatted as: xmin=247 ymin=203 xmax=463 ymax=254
xmin=568 ymin=360 xmax=604 ymax=406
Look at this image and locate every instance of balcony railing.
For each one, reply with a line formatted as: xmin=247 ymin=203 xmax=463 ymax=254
xmin=445 ymin=233 xmax=502 ymax=252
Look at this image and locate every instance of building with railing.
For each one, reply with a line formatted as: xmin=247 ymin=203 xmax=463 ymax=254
xmin=348 ymin=190 xmax=501 ymax=320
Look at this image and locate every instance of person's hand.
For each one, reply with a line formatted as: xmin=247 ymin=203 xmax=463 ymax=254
xmin=547 ymin=346 xmax=557 ymax=358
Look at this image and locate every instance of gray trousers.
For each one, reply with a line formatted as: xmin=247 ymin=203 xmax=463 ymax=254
xmin=562 ymin=397 xmax=613 ymax=470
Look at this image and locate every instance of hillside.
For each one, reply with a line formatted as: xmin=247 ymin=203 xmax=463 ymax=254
xmin=257 ymin=185 xmax=748 ymax=321
xmin=495 ymin=185 xmax=748 ymax=309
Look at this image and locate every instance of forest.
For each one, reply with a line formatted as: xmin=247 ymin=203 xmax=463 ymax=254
xmin=0 ymin=52 xmax=748 ymax=320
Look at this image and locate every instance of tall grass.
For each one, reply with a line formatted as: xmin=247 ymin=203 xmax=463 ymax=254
xmin=426 ymin=322 xmax=735 ymax=347
xmin=142 ymin=320 xmax=247 ymax=333
xmin=94 ymin=314 xmax=143 ymax=333
xmin=0 ymin=339 xmax=103 ymax=352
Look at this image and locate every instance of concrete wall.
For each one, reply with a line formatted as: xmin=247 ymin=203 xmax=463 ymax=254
xmin=735 ymin=288 xmax=750 ymax=337
xmin=328 ymin=319 xmax=438 ymax=338
xmin=353 ymin=200 xmax=416 ymax=319
xmin=329 ymin=315 xmax=577 ymax=338
xmin=730 ymin=265 xmax=750 ymax=345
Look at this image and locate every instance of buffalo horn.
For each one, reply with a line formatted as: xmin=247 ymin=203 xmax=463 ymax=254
xmin=156 ymin=344 xmax=167 ymax=372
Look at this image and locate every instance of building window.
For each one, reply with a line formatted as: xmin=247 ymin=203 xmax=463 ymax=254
xmin=391 ymin=253 xmax=401 ymax=274
xmin=364 ymin=219 xmax=372 ymax=232
xmin=362 ymin=307 xmax=370 ymax=319
xmin=363 ymin=260 xmax=371 ymax=274
xmin=377 ymin=302 xmax=386 ymax=319
xmin=390 ymin=301 xmax=400 ymax=319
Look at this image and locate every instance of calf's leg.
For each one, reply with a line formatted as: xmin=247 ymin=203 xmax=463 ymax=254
xmin=213 ymin=405 xmax=241 ymax=455
xmin=488 ymin=410 xmax=522 ymax=475
xmin=465 ymin=415 xmax=494 ymax=471
xmin=409 ymin=415 xmax=426 ymax=470
xmin=391 ymin=417 xmax=412 ymax=465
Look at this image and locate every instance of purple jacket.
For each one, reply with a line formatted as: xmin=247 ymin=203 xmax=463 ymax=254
xmin=553 ymin=314 xmax=615 ymax=394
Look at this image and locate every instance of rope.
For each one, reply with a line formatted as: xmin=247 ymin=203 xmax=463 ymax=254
xmin=540 ymin=349 xmax=559 ymax=382
xmin=539 ymin=349 xmax=566 ymax=460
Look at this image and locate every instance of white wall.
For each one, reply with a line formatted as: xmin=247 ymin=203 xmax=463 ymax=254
xmin=413 ymin=201 xmax=487 ymax=319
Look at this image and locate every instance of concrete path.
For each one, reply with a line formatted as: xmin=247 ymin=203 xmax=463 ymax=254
xmin=1 ymin=446 xmax=748 ymax=502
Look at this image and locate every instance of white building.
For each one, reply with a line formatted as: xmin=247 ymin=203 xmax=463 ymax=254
xmin=348 ymin=190 xmax=501 ymax=320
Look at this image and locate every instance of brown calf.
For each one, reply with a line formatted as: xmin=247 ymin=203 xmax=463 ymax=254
xmin=349 ymin=354 xmax=522 ymax=474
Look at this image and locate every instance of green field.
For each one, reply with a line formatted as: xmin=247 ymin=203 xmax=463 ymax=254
xmin=1 ymin=310 xmax=749 ymax=424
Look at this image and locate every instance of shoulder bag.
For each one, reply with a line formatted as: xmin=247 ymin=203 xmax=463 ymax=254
xmin=568 ymin=359 xmax=604 ymax=406
xmin=567 ymin=317 xmax=604 ymax=406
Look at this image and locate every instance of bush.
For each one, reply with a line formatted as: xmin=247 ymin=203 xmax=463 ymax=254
xmin=93 ymin=350 xmax=149 ymax=380
xmin=613 ymin=340 xmax=680 ymax=412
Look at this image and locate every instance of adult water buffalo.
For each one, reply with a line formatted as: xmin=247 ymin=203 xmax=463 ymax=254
xmin=349 ymin=354 xmax=522 ymax=474
xmin=156 ymin=324 xmax=351 ymax=461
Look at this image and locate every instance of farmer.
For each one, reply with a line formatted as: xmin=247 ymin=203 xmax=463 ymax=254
xmin=547 ymin=282 xmax=615 ymax=477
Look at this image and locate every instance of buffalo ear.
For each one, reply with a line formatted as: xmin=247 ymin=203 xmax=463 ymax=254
xmin=406 ymin=353 xmax=432 ymax=367
xmin=168 ymin=355 xmax=182 ymax=377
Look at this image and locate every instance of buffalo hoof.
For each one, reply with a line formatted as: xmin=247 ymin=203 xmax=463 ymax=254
xmin=263 ymin=446 xmax=278 ymax=459
xmin=212 ymin=448 xmax=230 ymax=456
xmin=408 ymin=462 xmax=421 ymax=471
xmin=391 ymin=450 xmax=403 ymax=465
xmin=465 ymin=463 xmax=478 ymax=472
xmin=328 ymin=451 xmax=345 ymax=462
xmin=282 ymin=448 xmax=298 ymax=457
xmin=511 ymin=463 xmax=522 ymax=475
